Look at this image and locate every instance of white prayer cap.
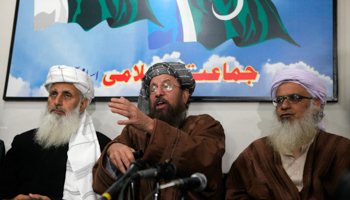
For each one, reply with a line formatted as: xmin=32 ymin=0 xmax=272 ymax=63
xmin=270 ymin=69 xmax=327 ymax=106
xmin=44 ymin=65 xmax=95 ymax=104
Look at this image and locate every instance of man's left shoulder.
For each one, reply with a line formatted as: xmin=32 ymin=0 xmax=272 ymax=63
xmin=316 ymin=131 xmax=350 ymax=153
xmin=318 ymin=131 xmax=350 ymax=144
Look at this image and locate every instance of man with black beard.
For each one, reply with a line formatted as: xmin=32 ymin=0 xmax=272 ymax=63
xmin=92 ymin=62 xmax=225 ymax=200
xmin=0 ymin=65 xmax=110 ymax=200
xmin=225 ymin=69 xmax=350 ymax=200
xmin=148 ymin=81 xmax=187 ymax=128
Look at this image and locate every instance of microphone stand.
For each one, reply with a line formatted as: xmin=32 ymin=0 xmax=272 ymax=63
xmin=128 ymin=181 xmax=135 ymax=200
xmin=129 ymin=150 xmax=143 ymax=200
xmin=178 ymin=188 xmax=187 ymax=200
xmin=118 ymin=177 xmax=134 ymax=200
xmin=153 ymin=178 xmax=160 ymax=200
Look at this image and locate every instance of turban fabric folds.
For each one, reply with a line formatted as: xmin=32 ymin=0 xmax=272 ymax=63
xmin=270 ymin=68 xmax=327 ymax=130
xmin=44 ymin=65 xmax=95 ymax=104
xmin=138 ymin=62 xmax=196 ymax=114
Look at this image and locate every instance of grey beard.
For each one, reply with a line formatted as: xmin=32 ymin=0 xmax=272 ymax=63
xmin=35 ymin=106 xmax=81 ymax=149
xmin=268 ymin=103 xmax=319 ymax=155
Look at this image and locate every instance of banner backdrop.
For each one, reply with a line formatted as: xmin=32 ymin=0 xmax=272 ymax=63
xmin=3 ymin=0 xmax=336 ymax=102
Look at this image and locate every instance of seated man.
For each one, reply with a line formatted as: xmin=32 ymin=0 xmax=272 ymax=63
xmin=92 ymin=62 xmax=226 ymax=200
xmin=225 ymin=69 xmax=350 ymax=199
xmin=0 ymin=65 xmax=111 ymax=200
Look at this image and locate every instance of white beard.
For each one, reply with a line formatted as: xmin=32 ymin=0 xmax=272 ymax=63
xmin=35 ymin=105 xmax=81 ymax=149
xmin=268 ymin=103 xmax=319 ymax=155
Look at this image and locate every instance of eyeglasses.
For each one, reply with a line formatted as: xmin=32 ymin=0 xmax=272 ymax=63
xmin=272 ymin=93 xmax=313 ymax=107
xmin=147 ymin=80 xmax=180 ymax=95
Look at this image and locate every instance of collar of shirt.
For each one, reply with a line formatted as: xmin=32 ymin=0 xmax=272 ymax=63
xmin=282 ymin=135 xmax=315 ymax=158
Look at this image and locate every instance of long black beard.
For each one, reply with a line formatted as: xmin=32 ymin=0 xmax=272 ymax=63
xmin=148 ymin=96 xmax=187 ymax=128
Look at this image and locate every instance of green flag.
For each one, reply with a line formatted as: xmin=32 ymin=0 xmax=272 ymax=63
xmin=182 ymin=0 xmax=300 ymax=49
xmin=34 ymin=0 xmax=162 ymax=31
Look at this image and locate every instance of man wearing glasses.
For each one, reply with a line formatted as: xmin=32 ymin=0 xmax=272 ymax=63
xmin=225 ymin=69 xmax=350 ymax=199
xmin=92 ymin=62 xmax=225 ymax=200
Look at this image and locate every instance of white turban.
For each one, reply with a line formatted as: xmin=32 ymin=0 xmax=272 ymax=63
xmin=270 ymin=68 xmax=327 ymax=131
xmin=44 ymin=65 xmax=95 ymax=104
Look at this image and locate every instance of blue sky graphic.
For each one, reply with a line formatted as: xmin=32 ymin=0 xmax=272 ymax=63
xmin=7 ymin=0 xmax=334 ymax=99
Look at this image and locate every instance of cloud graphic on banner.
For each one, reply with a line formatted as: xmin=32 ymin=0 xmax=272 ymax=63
xmin=7 ymin=75 xmax=31 ymax=97
xmin=261 ymin=61 xmax=333 ymax=97
xmin=203 ymin=55 xmax=244 ymax=72
xmin=32 ymin=85 xmax=48 ymax=97
xmin=149 ymin=51 xmax=184 ymax=66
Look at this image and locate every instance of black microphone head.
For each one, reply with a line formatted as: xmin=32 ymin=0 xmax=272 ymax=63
xmin=132 ymin=150 xmax=144 ymax=159
xmin=191 ymin=173 xmax=207 ymax=192
xmin=129 ymin=159 xmax=146 ymax=170
xmin=158 ymin=162 xmax=177 ymax=179
xmin=132 ymin=160 xmax=177 ymax=180
xmin=125 ymin=159 xmax=146 ymax=176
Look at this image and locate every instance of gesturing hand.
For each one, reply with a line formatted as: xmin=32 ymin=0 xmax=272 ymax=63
xmin=107 ymin=143 xmax=135 ymax=173
xmin=108 ymin=97 xmax=154 ymax=133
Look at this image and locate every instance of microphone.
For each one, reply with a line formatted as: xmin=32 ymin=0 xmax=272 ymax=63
xmin=130 ymin=158 xmax=177 ymax=180
xmin=159 ymin=173 xmax=207 ymax=192
xmin=132 ymin=150 xmax=144 ymax=159
xmin=101 ymin=159 xmax=146 ymax=200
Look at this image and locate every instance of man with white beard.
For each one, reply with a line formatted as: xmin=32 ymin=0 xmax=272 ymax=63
xmin=0 ymin=65 xmax=110 ymax=200
xmin=225 ymin=69 xmax=350 ymax=200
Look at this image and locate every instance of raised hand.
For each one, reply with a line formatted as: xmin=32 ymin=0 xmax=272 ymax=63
xmin=108 ymin=97 xmax=154 ymax=133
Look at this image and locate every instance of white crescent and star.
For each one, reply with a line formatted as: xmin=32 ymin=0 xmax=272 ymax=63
xmin=212 ymin=0 xmax=244 ymax=21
